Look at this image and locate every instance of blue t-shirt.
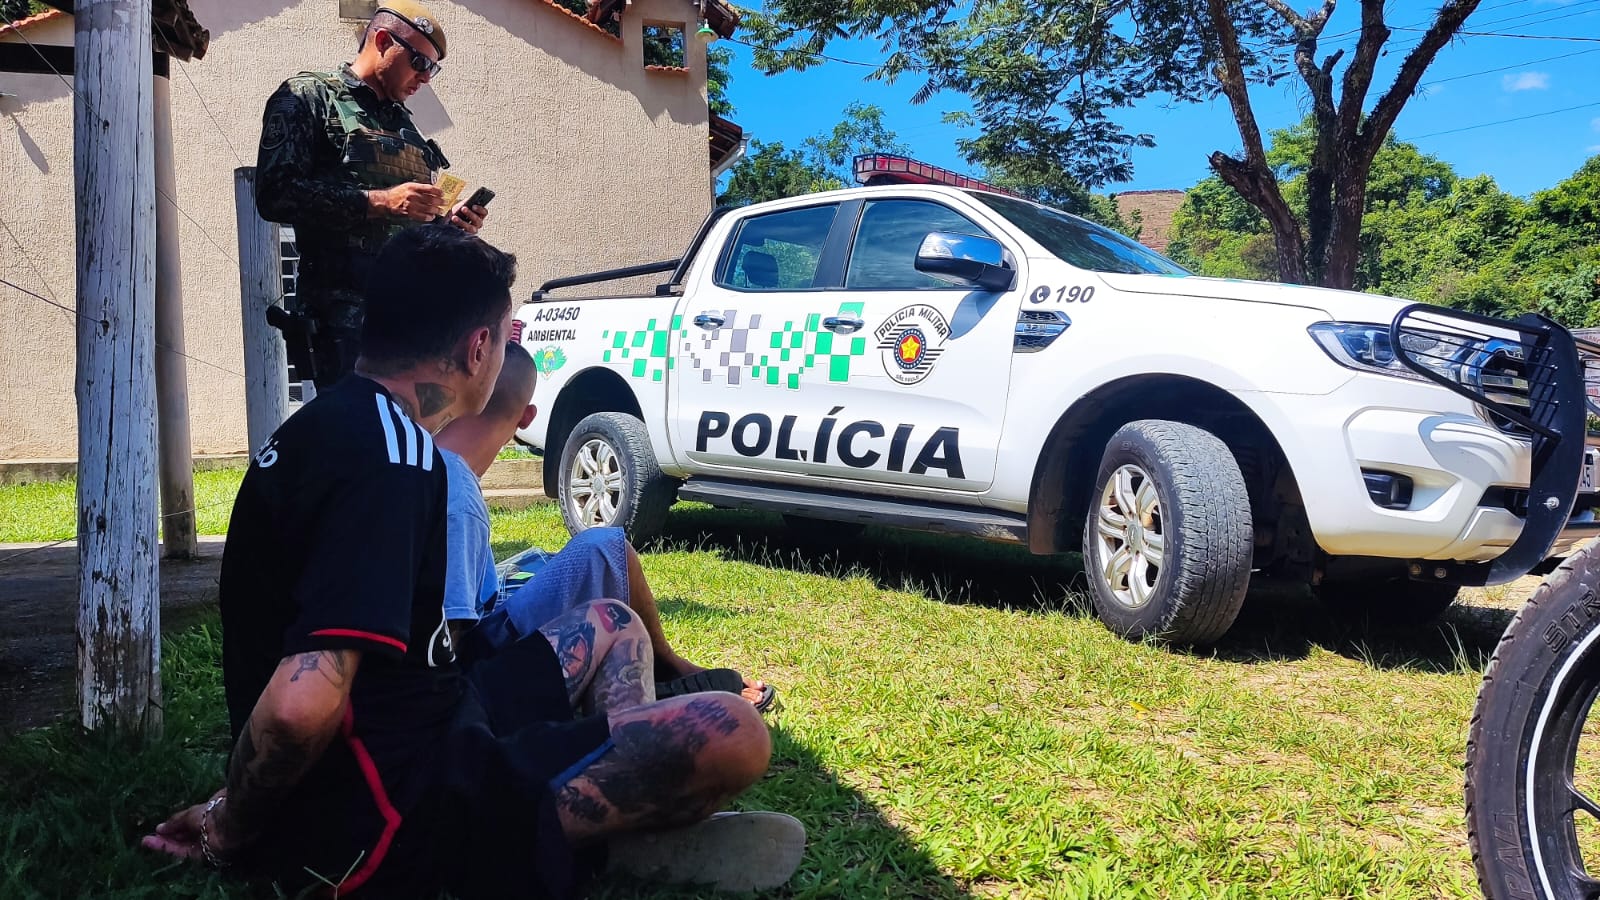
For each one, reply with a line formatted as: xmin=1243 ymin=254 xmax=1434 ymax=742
xmin=441 ymin=448 xmax=499 ymax=623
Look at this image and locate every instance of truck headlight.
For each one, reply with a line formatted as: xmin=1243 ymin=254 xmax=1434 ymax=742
xmin=1308 ymin=322 xmax=1469 ymax=384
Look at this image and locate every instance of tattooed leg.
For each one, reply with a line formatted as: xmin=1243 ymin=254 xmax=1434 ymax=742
xmin=589 ymin=633 xmax=653 ymax=714
xmin=553 ymin=693 xmax=770 ymax=843
xmin=538 ymin=599 xmax=653 ymax=711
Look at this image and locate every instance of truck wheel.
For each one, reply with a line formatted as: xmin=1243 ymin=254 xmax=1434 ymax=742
xmin=557 ymin=412 xmax=677 ymax=543
xmin=1082 ymin=420 xmax=1253 ymax=645
xmin=1316 ymin=575 xmax=1460 ymax=627
xmin=1466 ymin=541 xmax=1600 ymax=900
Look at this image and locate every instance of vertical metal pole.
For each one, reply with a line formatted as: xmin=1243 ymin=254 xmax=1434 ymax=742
xmin=235 ymin=167 xmax=288 ymax=453
xmin=75 ymin=0 xmax=161 ymax=736
xmin=153 ymin=66 xmax=197 ymax=559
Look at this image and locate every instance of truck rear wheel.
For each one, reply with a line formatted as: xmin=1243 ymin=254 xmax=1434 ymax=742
xmin=558 ymin=412 xmax=677 ymax=544
xmin=1082 ymin=420 xmax=1253 ymax=645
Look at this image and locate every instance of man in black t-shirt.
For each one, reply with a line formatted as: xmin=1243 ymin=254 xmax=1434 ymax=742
xmin=143 ymin=225 xmax=803 ymax=898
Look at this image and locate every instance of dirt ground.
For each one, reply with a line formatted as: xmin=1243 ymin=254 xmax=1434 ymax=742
xmin=0 ymin=538 xmax=225 ymax=738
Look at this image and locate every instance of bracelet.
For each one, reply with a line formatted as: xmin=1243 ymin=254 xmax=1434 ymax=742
xmin=199 ymin=795 xmax=232 ymax=869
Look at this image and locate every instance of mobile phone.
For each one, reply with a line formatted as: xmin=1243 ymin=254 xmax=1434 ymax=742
xmin=463 ymin=186 xmax=495 ymax=210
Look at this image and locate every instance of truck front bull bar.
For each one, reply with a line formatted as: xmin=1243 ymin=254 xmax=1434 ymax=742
xmin=1390 ymin=304 xmax=1599 ymax=585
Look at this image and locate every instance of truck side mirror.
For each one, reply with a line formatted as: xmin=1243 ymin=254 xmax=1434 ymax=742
xmin=915 ymin=232 xmax=1016 ymax=292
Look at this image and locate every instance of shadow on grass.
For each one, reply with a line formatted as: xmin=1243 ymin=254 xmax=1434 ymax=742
xmin=654 ymin=505 xmax=1091 ymax=617
xmin=591 ymin=724 xmax=973 ymax=899
xmin=0 ymin=614 xmax=969 ymax=899
xmin=653 ymin=505 xmax=1517 ymax=676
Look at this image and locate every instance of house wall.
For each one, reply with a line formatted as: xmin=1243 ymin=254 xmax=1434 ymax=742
xmin=0 ymin=0 xmax=712 ymax=460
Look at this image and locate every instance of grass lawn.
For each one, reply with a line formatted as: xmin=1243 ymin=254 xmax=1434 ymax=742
xmin=0 ymin=480 xmax=1508 ymax=898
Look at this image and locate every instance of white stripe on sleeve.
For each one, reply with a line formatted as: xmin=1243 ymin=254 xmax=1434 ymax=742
xmin=419 ymin=425 xmax=435 ymax=472
xmin=392 ymin=401 xmax=419 ymax=467
xmin=375 ymin=393 xmax=401 ymax=464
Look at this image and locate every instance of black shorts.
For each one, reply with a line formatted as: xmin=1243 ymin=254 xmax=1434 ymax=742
xmin=437 ymin=633 xmax=615 ymax=900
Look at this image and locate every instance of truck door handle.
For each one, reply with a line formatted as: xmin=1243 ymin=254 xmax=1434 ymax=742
xmin=693 ymin=313 xmax=726 ymax=329
xmin=823 ymin=316 xmax=865 ymax=334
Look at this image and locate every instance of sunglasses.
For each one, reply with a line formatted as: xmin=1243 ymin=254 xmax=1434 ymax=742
xmin=386 ymin=32 xmax=441 ymax=78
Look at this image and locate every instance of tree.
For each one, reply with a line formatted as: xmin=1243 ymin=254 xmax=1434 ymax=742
xmin=746 ymin=0 xmax=1484 ymax=289
xmin=0 ymin=0 xmax=44 ymax=23
xmin=718 ymin=140 xmax=839 ymax=206
xmin=718 ymin=103 xmax=905 ymax=205
xmin=708 ymin=45 xmax=734 ymax=116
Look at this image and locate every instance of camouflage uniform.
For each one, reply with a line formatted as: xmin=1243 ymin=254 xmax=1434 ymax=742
xmin=254 ymin=62 xmax=447 ymax=388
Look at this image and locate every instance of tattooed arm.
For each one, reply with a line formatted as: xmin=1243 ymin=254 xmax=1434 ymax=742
xmin=142 ymin=650 xmax=361 ymax=862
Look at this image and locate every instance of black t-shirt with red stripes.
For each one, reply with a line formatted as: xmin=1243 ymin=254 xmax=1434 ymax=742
xmin=219 ymin=375 xmax=464 ymax=893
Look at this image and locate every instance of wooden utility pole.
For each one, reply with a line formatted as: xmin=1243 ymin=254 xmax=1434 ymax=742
xmin=153 ymin=67 xmax=197 ymax=559
xmin=235 ymin=167 xmax=288 ymax=453
xmin=75 ymin=0 xmax=161 ymax=735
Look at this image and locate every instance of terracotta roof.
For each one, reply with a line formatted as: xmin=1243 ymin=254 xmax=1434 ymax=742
xmin=1114 ymin=189 xmax=1185 ymax=253
xmin=538 ymin=0 xmax=622 ymax=41
xmin=710 ymin=113 xmax=742 ymax=168
xmin=0 ymin=7 xmax=64 ymax=37
xmin=16 ymin=1 xmax=209 ymax=60
xmin=587 ymin=0 xmax=739 ymax=38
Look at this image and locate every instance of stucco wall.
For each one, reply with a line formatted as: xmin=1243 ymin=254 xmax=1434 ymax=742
xmin=0 ymin=0 xmax=712 ymax=459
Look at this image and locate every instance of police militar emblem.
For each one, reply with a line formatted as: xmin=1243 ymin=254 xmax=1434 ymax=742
xmin=875 ymin=304 xmax=950 ymax=385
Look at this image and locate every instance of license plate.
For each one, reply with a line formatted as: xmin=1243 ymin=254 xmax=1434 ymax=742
xmin=1582 ymin=449 xmax=1599 ymax=493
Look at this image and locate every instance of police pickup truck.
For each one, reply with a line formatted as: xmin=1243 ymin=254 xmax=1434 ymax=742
xmin=512 ymin=161 xmax=1600 ymax=644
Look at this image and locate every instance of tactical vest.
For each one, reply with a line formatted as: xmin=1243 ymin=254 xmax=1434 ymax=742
xmin=303 ymin=70 xmax=447 ymax=253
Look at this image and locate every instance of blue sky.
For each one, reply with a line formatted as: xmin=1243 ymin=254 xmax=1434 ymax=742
xmin=717 ymin=0 xmax=1600 ymax=198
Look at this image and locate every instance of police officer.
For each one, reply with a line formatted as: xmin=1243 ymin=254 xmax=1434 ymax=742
xmin=255 ymin=0 xmax=488 ymax=389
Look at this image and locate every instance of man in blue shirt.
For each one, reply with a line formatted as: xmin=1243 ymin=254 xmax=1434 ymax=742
xmin=436 ymin=343 xmax=772 ymax=710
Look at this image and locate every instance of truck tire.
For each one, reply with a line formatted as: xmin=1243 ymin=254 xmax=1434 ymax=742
xmin=557 ymin=412 xmax=677 ymax=544
xmin=1466 ymin=541 xmax=1600 ymax=900
xmin=1082 ymin=420 xmax=1253 ymax=645
xmin=1316 ymin=575 xmax=1460 ymax=627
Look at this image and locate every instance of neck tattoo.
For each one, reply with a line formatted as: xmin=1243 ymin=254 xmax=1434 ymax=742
xmin=414 ymin=382 xmax=456 ymax=419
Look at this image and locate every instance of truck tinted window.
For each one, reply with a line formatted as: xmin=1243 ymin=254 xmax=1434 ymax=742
xmin=719 ymin=204 xmax=840 ymax=291
xmin=845 ymin=200 xmax=990 ymax=290
xmin=967 ymin=192 xmax=1189 ymax=276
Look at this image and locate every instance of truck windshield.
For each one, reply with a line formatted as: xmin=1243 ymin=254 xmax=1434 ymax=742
xmin=967 ymin=192 xmax=1190 ymax=276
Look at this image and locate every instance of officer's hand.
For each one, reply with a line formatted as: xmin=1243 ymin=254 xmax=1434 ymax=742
xmin=380 ymin=183 xmax=444 ymax=222
xmin=450 ymin=202 xmax=487 ymax=235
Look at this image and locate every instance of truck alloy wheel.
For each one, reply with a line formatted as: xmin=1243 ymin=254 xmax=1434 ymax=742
xmin=1082 ymin=420 xmax=1253 ymax=644
xmin=1094 ymin=464 xmax=1167 ymax=611
xmin=1466 ymin=541 xmax=1600 ymax=900
xmin=557 ymin=411 xmax=677 ymax=543
xmin=568 ymin=438 xmax=623 ymax=527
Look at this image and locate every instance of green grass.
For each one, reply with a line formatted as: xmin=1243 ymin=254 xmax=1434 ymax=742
xmin=0 ymin=495 xmax=1510 ymax=898
xmin=0 ymin=469 xmax=245 ymax=543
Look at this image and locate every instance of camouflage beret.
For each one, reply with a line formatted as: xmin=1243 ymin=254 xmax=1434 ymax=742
xmin=377 ymin=0 xmax=445 ymax=60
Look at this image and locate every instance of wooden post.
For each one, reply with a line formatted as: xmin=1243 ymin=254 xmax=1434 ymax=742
xmin=75 ymin=0 xmax=161 ymax=735
xmin=153 ymin=68 xmax=197 ymax=560
xmin=235 ymin=167 xmax=287 ymax=452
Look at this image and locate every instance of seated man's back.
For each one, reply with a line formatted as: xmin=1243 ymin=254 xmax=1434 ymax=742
xmin=221 ymin=372 xmax=461 ymax=891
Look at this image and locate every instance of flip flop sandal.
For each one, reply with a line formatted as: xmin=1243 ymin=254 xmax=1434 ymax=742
xmin=656 ymin=668 xmax=778 ymax=713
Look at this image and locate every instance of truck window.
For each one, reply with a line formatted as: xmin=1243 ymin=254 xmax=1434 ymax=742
xmin=718 ymin=204 xmax=840 ymax=292
xmin=845 ymin=199 xmax=992 ymax=290
xmin=966 ymin=191 xmax=1189 ymax=276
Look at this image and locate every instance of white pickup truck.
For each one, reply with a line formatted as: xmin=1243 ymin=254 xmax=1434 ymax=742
xmin=511 ymin=171 xmax=1600 ymax=644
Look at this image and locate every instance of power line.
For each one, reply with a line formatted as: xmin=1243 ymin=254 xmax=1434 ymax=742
xmin=156 ymin=30 xmax=247 ymax=169
xmin=0 ymin=8 xmax=241 ymax=266
xmin=1394 ymin=26 xmax=1600 ymax=42
xmin=0 ymin=276 xmax=247 ymax=380
xmin=1421 ymin=46 xmax=1600 ymax=86
xmin=1409 ymin=99 xmax=1600 ymax=138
